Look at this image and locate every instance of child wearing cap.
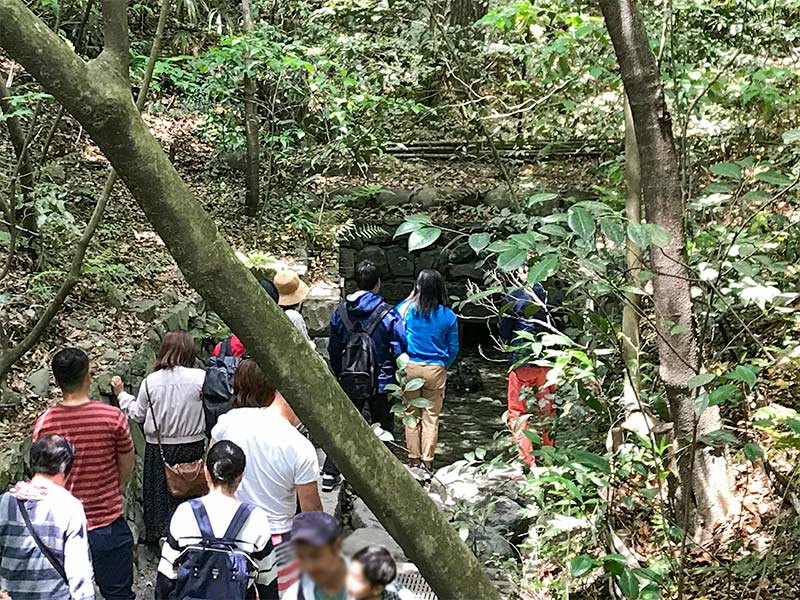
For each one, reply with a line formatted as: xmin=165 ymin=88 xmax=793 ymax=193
xmin=283 ymin=512 xmax=347 ymax=600
xmin=347 ymin=545 xmax=412 ymax=600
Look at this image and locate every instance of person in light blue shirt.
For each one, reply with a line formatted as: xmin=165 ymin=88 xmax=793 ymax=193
xmin=397 ymin=269 xmax=459 ymax=470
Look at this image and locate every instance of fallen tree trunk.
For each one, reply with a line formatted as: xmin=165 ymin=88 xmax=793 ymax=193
xmin=0 ymin=2 xmax=500 ymax=598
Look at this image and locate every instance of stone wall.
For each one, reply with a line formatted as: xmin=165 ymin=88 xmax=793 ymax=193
xmin=339 ymin=223 xmax=486 ymax=310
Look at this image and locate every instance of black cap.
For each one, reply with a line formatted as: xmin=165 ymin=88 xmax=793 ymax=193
xmin=292 ymin=512 xmax=341 ymax=546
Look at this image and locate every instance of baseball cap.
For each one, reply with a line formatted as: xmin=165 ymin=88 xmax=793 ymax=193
xmin=292 ymin=512 xmax=341 ymax=546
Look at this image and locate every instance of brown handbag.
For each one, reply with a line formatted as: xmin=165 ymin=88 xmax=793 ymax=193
xmin=145 ymin=381 xmax=209 ymax=499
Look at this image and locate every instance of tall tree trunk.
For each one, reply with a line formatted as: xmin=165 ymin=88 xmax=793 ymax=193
xmin=598 ymin=0 xmax=733 ymax=533
xmin=620 ymin=94 xmax=651 ymax=437
xmin=241 ymin=0 xmax=260 ymax=216
xmin=0 ymin=3 xmax=501 ymax=597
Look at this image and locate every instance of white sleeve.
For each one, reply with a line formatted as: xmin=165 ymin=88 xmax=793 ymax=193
xmin=118 ymin=380 xmax=148 ymax=424
xmin=159 ymin=503 xmax=191 ymax=579
xmin=210 ymin=412 xmax=228 ymax=442
xmin=294 ymin=436 xmax=320 ymax=485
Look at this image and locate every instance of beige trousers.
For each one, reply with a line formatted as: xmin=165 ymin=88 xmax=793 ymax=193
xmin=404 ymin=362 xmax=447 ymax=463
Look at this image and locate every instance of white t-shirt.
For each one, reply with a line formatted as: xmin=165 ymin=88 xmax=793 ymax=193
xmin=158 ymin=490 xmax=274 ymax=585
xmin=211 ymin=408 xmax=319 ymax=533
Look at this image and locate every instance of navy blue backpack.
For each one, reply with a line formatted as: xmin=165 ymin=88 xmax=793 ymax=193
xmin=172 ymin=499 xmax=258 ymax=600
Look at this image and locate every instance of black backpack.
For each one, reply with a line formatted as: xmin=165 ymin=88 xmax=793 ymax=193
xmin=172 ymin=499 xmax=257 ymax=600
xmin=201 ymin=338 xmax=241 ymax=437
xmin=336 ymin=302 xmax=391 ymax=401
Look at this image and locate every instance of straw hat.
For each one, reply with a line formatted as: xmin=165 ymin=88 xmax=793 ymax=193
xmin=274 ymin=269 xmax=310 ymax=306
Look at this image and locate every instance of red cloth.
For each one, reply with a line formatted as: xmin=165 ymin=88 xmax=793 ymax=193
xmin=507 ymin=366 xmax=555 ymax=466
xmin=212 ymin=335 xmax=246 ymax=358
xmin=33 ymin=402 xmax=134 ymax=530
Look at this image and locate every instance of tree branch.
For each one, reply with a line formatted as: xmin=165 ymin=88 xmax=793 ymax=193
xmin=97 ymin=0 xmax=130 ymax=80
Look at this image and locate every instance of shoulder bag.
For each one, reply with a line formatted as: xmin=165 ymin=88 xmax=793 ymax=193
xmin=145 ymin=380 xmax=209 ymax=499
xmin=17 ymin=498 xmax=68 ymax=584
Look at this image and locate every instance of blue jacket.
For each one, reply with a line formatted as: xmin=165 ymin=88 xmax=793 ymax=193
xmin=498 ymin=284 xmax=552 ymax=366
xmin=328 ymin=291 xmax=406 ymax=393
xmin=398 ymin=301 xmax=459 ymax=368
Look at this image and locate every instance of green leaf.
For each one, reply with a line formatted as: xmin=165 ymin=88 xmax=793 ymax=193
xmin=527 ymin=254 xmax=559 ymax=284
xmin=709 ymin=384 xmax=739 ymax=406
xmin=390 ymin=403 xmax=406 ymax=415
xmin=405 ymin=214 xmax=433 ymax=225
xmin=567 ymin=207 xmax=596 ymax=240
xmin=603 ymin=553 xmax=628 ymax=576
xmin=600 ymin=218 xmax=625 ymax=244
xmin=782 ymin=128 xmax=800 ymax=144
xmin=755 ymin=170 xmax=791 ymax=186
xmin=527 ymin=192 xmax=558 ymax=206
xmin=395 ymin=353 xmax=410 ymax=370
xmin=468 ymin=233 xmax=491 ymax=255
xmin=409 ymin=398 xmax=432 ymax=408
xmin=619 ymin=570 xmax=640 ymax=599
xmin=572 ymin=449 xmax=611 ymax=474
xmin=404 ymin=377 xmax=425 ymax=392
xmin=539 ymin=224 xmax=568 ymax=238
xmin=729 ymin=365 xmax=757 ymax=388
xmin=647 ymin=224 xmax=671 ymax=247
xmin=402 ymin=415 xmax=418 ymax=428
xmin=408 ymin=227 xmax=441 ymax=251
xmin=569 ymin=555 xmax=597 ymax=578
xmin=699 ymin=429 xmax=738 ymax=447
xmin=394 ymin=220 xmax=421 ymax=238
xmin=497 ymin=248 xmax=527 ymax=271
xmin=743 ymin=443 xmax=764 ymax=461
xmin=688 ymin=373 xmax=715 ymax=390
xmin=627 ymin=222 xmax=650 ymax=248
xmin=710 ymin=162 xmax=742 ymax=179
xmin=694 ymin=392 xmax=709 ymax=416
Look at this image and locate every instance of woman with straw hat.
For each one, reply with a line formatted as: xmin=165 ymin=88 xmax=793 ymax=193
xmin=273 ymin=269 xmax=313 ymax=347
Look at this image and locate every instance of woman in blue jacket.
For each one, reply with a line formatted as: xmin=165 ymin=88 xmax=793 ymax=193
xmin=398 ymin=269 xmax=459 ymax=470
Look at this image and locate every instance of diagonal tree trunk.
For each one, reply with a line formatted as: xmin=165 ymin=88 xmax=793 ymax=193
xmin=0 ymin=2 xmax=501 ymax=597
xmin=598 ymin=0 xmax=733 ymax=534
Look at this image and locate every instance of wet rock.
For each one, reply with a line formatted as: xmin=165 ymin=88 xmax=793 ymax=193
xmin=377 ymin=188 xmax=412 ymax=207
xmin=163 ymin=302 xmax=191 ymax=332
xmin=42 ymin=164 xmax=66 ymax=184
xmin=304 ymin=282 xmax=341 ymax=337
xmin=387 ymin=247 xmax=415 ymax=277
xmin=379 ymin=279 xmax=415 ymax=305
xmin=102 ymin=349 xmax=121 ymax=363
xmin=339 ymin=247 xmax=356 ymax=279
xmin=0 ymin=388 xmax=22 ymax=409
xmin=484 ymin=496 xmax=527 ymax=536
xmin=27 ymin=368 xmax=50 ymax=398
xmin=131 ymin=299 xmax=159 ymax=323
xmin=130 ymin=346 xmax=157 ymax=377
xmin=484 ymin=185 xmax=515 ymax=210
xmin=314 ymin=337 xmax=330 ymax=363
xmin=356 ymin=246 xmax=389 ymax=278
xmin=449 ymin=262 xmax=483 ymax=280
xmin=471 ymin=527 xmax=515 ymax=559
xmin=351 ymin=498 xmax=382 ymax=530
xmin=343 ymin=528 xmax=407 ymax=562
xmin=416 ymin=249 xmax=447 ymax=274
xmin=94 ymin=373 xmax=114 ymax=397
xmin=411 ymin=187 xmax=439 ymax=208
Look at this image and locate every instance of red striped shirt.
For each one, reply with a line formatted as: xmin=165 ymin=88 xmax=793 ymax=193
xmin=33 ymin=401 xmax=134 ymax=530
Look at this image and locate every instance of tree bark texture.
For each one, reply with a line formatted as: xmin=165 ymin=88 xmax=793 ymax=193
xmin=0 ymin=2 xmax=500 ymax=597
xmin=241 ymin=0 xmax=260 ymax=215
xmin=598 ymin=0 xmax=732 ymax=531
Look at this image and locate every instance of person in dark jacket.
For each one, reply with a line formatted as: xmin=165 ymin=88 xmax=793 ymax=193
xmin=324 ymin=260 xmax=405 ymax=490
xmin=498 ymin=282 xmax=557 ymax=465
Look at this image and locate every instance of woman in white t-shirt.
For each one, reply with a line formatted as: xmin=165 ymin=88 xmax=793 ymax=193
xmin=211 ymin=359 xmax=322 ymax=597
xmin=156 ymin=440 xmax=274 ymax=599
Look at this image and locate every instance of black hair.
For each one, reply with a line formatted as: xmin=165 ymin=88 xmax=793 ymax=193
xmin=30 ymin=434 xmax=75 ymax=477
xmin=259 ymin=279 xmax=280 ymax=304
xmin=412 ymin=269 xmax=447 ymax=318
xmin=355 ymin=260 xmax=380 ymax=291
xmin=206 ymin=441 xmax=246 ymax=487
xmin=353 ymin=545 xmax=397 ymax=587
xmin=51 ymin=347 xmax=89 ymax=393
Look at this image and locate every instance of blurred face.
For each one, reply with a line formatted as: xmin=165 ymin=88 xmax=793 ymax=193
xmin=346 ymin=560 xmax=382 ymax=600
xmin=294 ymin=541 xmax=342 ymax=584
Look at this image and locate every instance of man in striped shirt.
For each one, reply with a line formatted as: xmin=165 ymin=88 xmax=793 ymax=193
xmin=33 ymin=348 xmax=136 ymax=600
xmin=0 ymin=434 xmax=95 ymax=599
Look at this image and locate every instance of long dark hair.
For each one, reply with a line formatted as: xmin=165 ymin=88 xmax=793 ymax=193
xmin=412 ymin=269 xmax=447 ymax=318
xmin=231 ymin=359 xmax=276 ymax=408
xmin=154 ymin=331 xmax=196 ymax=371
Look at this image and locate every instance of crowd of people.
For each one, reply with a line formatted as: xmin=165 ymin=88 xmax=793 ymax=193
xmin=0 ymin=260 xmax=555 ymax=599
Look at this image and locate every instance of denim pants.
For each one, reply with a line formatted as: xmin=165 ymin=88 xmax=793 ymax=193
xmin=88 ymin=516 xmax=135 ymax=600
